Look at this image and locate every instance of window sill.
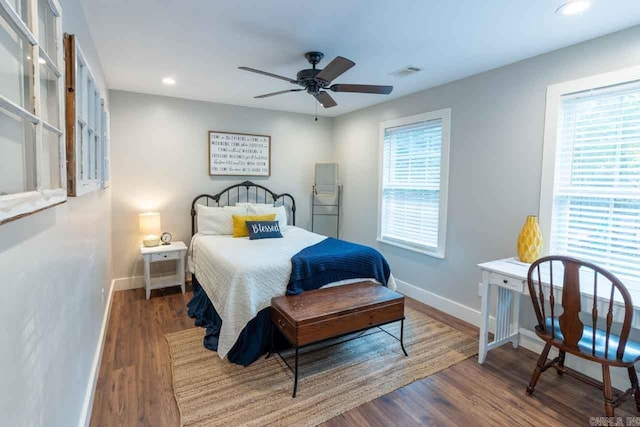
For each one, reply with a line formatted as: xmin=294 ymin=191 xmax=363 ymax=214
xmin=75 ymin=180 xmax=103 ymax=197
xmin=0 ymin=189 xmax=67 ymax=225
xmin=376 ymin=237 xmax=445 ymax=259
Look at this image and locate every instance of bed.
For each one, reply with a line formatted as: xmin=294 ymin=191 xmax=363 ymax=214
xmin=186 ymin=181 xmax=396 ymax=365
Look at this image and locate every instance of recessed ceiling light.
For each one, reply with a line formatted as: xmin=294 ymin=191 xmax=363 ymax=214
xmin=38 ymin=57 xmax=46 ymax=64
xmin=162 ymin=77 xmax=176 ymax=85
xmin=555 ymin=0 xmax=591 ymax=16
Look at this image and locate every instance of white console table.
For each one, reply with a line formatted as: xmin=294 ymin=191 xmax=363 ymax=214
xmin=477 ymin=258 xmax=530 ymax=364
xmin=478 ymin=257 xmax=640 ymax=364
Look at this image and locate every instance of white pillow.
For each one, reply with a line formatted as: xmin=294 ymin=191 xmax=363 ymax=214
xmin=234 ymin=202 xmax=271 ymax=208
xmin=197 ymin=205 xmax=247 ymax=235
xmin=223 ymin=205 xmax=249 ymax=213
xmin=247 ymin=204 xmax=288 ymax=231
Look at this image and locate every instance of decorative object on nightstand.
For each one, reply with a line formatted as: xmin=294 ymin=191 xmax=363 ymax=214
xmin=140 ymin=241 xmax=187 ymax=300
xmin=161 ymin=232 xmax=172 ymax=245
xmin=139 ymin=212 xmax=162 ymax=247
xmin=516 ymin=215 xmax=542 ymax=263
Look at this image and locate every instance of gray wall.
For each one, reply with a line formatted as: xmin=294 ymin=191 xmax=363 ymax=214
xmin=0 ymin=0 xmax=111 ymax=426
xmin=109 ymin=90 xmax=334 ymax=281
xmin=333 ymin=25 xmax=640 ymax=311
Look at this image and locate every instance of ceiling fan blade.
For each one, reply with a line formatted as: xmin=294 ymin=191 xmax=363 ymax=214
xmin=315 ymin=56 xmax=355 ymax=83
xmin=254 ymin=89 xmax=303 ymax=99
xmin=313 ymin=91 xmax=337 ymax=108
xmin=238 ymin=66 xmax=298 ymax=84
xmin=330 ymin=84 xmax=393 ymax=95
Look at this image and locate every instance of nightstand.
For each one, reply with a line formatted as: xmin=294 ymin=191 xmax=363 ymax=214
xmin=140 ymin=241 xmax=188 ymax=300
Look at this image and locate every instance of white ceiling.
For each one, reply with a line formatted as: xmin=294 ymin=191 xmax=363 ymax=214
xmin=81 ymin=0 xmax=640 ymax=117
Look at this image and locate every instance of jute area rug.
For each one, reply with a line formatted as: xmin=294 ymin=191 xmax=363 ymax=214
xmin=165 ymin=307 xmax=477 ymax=427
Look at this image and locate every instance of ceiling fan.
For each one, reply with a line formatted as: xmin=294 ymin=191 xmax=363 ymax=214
xmin=239 ymin=51 xmax=393 ymax=108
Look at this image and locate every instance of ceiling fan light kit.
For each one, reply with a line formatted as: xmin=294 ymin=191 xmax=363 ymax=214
xmin=239 ymin=51 xmax=393 ymax=109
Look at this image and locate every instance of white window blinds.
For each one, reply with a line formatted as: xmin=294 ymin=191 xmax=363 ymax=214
xmin=550 ymin=80 xmax=640 ymax=284
xmin=381 ymin=118 xmax=443 ymax=252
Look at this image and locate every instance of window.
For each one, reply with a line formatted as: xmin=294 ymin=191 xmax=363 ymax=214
xmin=540 ymin=67 xmax=640 ymax=286
xmin=378 ymin=109 xmax=451 ymax=258
xmin=102 ymin=108 xmax=110 ymax=188
xmin=0 ymin=0 xmax=66 ymax=224
xmin=63 ymin=33 xmax=109 ymax=195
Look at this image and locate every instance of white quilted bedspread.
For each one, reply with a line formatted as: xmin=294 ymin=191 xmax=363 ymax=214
xmin=187 ymin=226 xmax=396 ymax=359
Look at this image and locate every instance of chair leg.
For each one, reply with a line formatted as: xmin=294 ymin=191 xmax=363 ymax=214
xmin=556 ymin=350 xmax=565 ymax=376
xmin=603 ymin=365 xmax=615 ymax=417
xmin=526 ymin=343 xmax=552 ymax=396
xmin=628 ymin=366 xmax=640 ymax=412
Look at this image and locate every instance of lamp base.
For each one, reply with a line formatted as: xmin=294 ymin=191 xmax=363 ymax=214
xmin=143 ymin=234 xmax=160 ymax=247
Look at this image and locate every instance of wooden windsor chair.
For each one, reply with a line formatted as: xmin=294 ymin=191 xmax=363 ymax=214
xmin=525 ymin=256 xmax=640 ymax=416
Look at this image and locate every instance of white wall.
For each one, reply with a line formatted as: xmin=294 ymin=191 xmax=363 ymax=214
xmin=333 ymin=25 xmax=640 ymax=311
xmin=109 ymin=90 xmax=334 ymax=283
xmin=0 ymin=0 xmax=111 ymax=426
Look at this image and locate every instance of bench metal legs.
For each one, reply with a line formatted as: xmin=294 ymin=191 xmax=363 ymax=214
xmin=271 ymin=318 xmax=408 ymax=398
xmin=293 ymin=347 xmax=299 ymax=398
xmin=400 ymin=318 xmax=408 ymax=357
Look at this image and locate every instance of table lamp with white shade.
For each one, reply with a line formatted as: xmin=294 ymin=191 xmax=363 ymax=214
xmin=139 ymin=212 xmax=161 ymax=247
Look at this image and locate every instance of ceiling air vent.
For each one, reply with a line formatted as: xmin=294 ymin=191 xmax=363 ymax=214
xmin=389 ymin=66 xmax=421 ymax=78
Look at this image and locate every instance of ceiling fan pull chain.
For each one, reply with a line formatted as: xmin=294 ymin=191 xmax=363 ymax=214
xmin=315 ymin=101 xmax=318 ymax=121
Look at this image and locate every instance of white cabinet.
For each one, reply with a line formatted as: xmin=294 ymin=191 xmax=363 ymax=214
xmin=140 ymin=241 xmax=187 ymax=300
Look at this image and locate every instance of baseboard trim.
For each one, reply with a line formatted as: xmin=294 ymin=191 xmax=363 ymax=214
xmin=78 ymin=278 xmax=115 ymax=427
xmin=113 ymin=275 xmax=145 ymax=291
xmin=113 ymin=273 xmax=189 ymax=292
xmin=395 ymin=279 xmax=482 ymax=327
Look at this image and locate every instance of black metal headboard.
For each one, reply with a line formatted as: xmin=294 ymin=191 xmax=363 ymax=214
xmin=191 ymin=180 xmax=296 ymax=235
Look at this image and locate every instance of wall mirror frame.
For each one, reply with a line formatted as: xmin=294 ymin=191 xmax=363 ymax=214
xmin=0 ymin=0 xmax=67 ymax=225
xmin=63 ymin=33 xmax=110 ymax=196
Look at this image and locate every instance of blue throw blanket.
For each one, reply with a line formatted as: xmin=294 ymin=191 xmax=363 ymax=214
xmin=187 ymin=238 xmax=392 ymax=366
xmin=287 ymin=237 xmax=391 ymax=295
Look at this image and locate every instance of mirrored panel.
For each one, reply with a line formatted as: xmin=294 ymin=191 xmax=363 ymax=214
xmin=41 ymin=127 xmax=61 ymax=189
xmin=79 ymin=123 xmax=88 ymax=179
xmin=39 ymin=61 xmax=59 ymax=127
xmin=75 ymin=61 xmax=85 ymax=120
xmin=0 ymin=17 xmax=34 ymax=112
xmin=8 ymin=0 xmax=29 ymax=23
xmin=37 ymin=0 xmax=57 ymax=63
xmin=0 ymin=108 xmax=36 ymax=195
xmin=88 ymin=81 xmax=95 ymax=128
xmin=88 ymin=128 xmax=96 ymax=179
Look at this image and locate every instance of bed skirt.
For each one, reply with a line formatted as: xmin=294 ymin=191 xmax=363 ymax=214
xmin=186 ymin=275 xmax=287 ymax=366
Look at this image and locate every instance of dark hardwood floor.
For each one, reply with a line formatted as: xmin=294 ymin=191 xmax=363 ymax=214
xmin=90 ymin=286 xmax=638 ymax=426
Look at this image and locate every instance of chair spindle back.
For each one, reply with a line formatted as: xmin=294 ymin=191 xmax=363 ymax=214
xmin=527 ymin=255 xmax=634 ymax=361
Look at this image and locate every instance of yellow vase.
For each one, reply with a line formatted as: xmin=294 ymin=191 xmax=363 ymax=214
xmin=517 ymin=215 xmax=543 ymax=263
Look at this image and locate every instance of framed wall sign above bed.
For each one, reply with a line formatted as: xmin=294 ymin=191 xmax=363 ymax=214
xmin=209 ymin=131 xmax=271 ymax=177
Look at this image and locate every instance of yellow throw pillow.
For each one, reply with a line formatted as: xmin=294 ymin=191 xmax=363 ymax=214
xmin=232 ymin=214 xmax=276 ymax=237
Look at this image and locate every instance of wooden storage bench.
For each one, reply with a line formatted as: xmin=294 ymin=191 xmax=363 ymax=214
xmin=270 ymin=281 xmax=407 ymax=397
